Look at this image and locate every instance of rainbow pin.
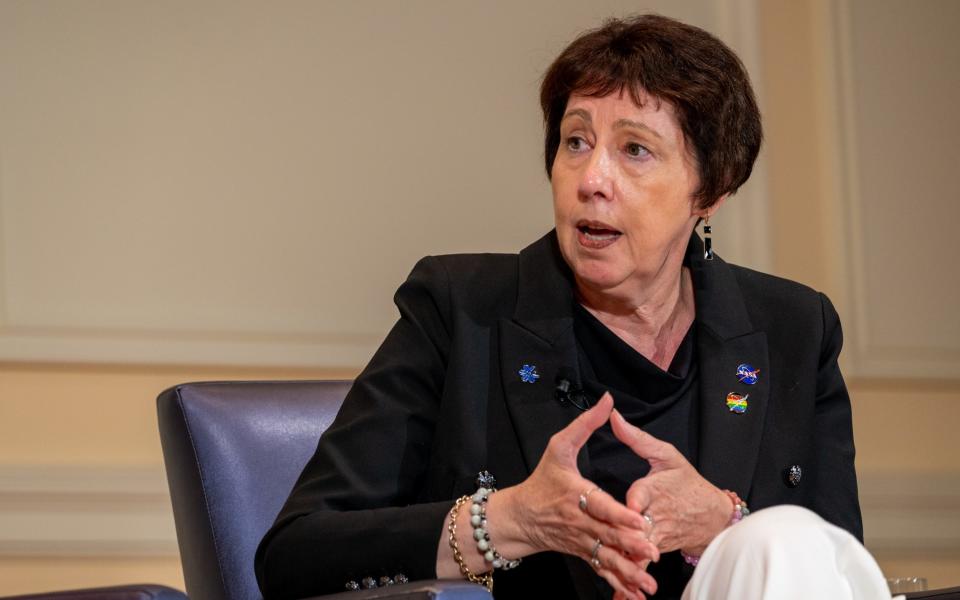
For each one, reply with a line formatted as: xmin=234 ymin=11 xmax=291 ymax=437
xmin=726 ymin=392 xmax=749 ymax=414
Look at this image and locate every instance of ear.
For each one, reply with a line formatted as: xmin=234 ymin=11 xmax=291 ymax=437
xmin=692 ymin=194 xmax=728 ymax=220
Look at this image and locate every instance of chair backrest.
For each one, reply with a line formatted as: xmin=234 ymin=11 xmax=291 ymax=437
xmin=157 ymin=380 xmax=351 ymax=600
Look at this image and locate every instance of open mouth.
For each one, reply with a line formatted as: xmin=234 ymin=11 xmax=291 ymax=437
xmin=576 ymin=220 xmax=622 ymax=246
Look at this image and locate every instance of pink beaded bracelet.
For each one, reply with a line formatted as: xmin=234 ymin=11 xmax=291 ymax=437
xmin=681 ymin=490 xmax=750 ymax=567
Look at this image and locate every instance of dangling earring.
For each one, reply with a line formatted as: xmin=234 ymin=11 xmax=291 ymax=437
xmin=703 ymin=217 xmax=714 ymax=261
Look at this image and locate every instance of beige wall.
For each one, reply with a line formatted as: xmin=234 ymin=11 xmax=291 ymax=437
xmin=1 ymin=0 xmax=958 ymax=594
xmin=759 ymin=0 xmax=960 ymax=586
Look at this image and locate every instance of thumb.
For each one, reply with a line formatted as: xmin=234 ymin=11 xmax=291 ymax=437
xmin=550 ymin=391 xmax=614 ymax=462
xmin=610 ymin=408 xmax=683 ymax=469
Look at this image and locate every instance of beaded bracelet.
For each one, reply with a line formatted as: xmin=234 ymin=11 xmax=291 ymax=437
xmin=681 ymin=489 xmax=750 ymax=567
xmin=469 ymin=486 xmax=522 ymax=570
xmin=724 ymin=489 xmax=750 ymax=524
xmin=448 ymin=496 xmax=493 ymax=591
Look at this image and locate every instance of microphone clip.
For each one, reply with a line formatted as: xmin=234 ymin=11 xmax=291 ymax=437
xmin=554 ymin=375 xmax=593 ymax=412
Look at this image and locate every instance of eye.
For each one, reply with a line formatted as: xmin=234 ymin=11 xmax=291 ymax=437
xmin=624 ymin=142 xmax=650 ymax=158
xmin=565 ymin=136 xmax=589 ymax=153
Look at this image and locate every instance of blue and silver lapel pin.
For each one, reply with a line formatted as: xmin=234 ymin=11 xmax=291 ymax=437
xmin=518 ymin=364 xmax=540 ymax=383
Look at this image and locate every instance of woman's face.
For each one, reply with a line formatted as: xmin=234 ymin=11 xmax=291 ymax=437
xmin=551 ymin=91 xmax=712 ymax=296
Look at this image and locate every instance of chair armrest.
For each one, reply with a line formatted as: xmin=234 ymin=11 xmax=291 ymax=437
xmin=903 ymin=586 xmax=960 ymax=600
xmin=312 ymin=580 xmax=492 ymax=600
xmin=0 ymin=584 xmax=187 ymax=600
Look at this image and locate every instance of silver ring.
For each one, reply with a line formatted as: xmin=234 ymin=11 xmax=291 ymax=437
xmin=643 ymin=512 xmax=654 ymax=527
xmin=590 ymin=538 xmax=603 ymax=569
xmin=578 ymin=487 xmax=601 ymax=512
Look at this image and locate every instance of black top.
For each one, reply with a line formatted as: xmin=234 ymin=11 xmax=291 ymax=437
xmin=574 ymin=302 xmax=699 ymax=600
xmin=255 ymin=230 xmax=862 ymax=600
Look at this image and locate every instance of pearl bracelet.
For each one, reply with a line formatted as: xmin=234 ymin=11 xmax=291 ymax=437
xmin=470 ymin=486 xmax=522 ymax=570
xmin=681 ymin=489 xmax=749 ymax=567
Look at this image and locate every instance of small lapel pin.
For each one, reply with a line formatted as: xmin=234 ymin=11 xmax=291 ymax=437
xmin=784 ymin=465 xmax=802 ymax=488
xmin=736 ymin=363 xmax=760 ymax=385
xmin=476 ymin=470 xmax=497 ymax=489
xmin=518 ymin=364 xmax=540 ymax=383
xmin=726 ymin=392 xmax=749 ymax=414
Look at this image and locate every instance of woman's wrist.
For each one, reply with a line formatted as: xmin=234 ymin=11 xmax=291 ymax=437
xmin=482 ymin=485 xmax=539 ymax=559
xmin=682 ymin=488 xmax=749 ymax=561
xmin=468 ymin=486 xmax=522 ymax=570
xmin=683 ymin=487 xmax=738 ymax=557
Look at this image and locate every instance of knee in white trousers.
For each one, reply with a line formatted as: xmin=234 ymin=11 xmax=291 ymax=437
xmin=681 ymin=505 xmax=890 ymax=600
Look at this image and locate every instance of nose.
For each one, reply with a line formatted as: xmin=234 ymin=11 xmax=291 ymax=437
xmin=578 ymin=145 xmax=614 ymax=202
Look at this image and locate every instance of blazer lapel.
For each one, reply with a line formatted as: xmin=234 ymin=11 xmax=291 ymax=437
xmin=690 ymin=238 xmax=770 ymax=500
xmin=498 ymin=231 xmax=589 ymax=475
xmin=696 ymin=328 xmax=769 ymax=497
xmin=498 ymin=231 xmax=603 ymax=599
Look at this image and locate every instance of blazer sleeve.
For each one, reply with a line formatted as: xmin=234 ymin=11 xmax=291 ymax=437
xmin=809 ymin=292 xmax=863 ymax=541
xmin=255 ymin=256 xmax=455 ymax=599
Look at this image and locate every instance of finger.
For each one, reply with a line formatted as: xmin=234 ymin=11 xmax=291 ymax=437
xmin=595 ymin=555 xmax=647 ymax=600
xmin=597 ymin=568 xmax=644 ymax=600
xmin=595 ymin=544 xmax=658 ymax=597
xmin=593 ymin=524 xmax=660 ymax=564
xmin=611 ymin=409 xmax=682 ymax=467
xmin=582 ymin=512 xmax=655 ymax=560
xmin=580 ymin=487 xmax=650 ymax=532
xmin=624 ymin=478 xmax=652 ymax=515
xmin=580 ymin=533 xmax=657 ymax=596
xmin=550 ymin=392 xmax=614 ymax=461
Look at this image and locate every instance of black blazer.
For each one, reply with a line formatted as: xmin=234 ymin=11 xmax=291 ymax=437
xmin=255 ymin=231 xmax=861 ymax=599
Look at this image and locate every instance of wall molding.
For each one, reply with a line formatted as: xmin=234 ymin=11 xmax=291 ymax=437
xmin=0 ymin=465 xmax=956 ymax=558
xmin=0 ymin=465 xmax=177 ymax=557
xmin=859 ymin=471 xmax=960 ymax=556
xmin=828 ymin=0 xmax=960 ymax=379
xmin=0 ymin=327 xmax=380 ymax=368
xmin=712 ymin=0 xmax=774 ymax=275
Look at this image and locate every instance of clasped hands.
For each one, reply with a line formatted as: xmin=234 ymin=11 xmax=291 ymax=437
xmin=504 ymin=392 xmax=731 ymax=599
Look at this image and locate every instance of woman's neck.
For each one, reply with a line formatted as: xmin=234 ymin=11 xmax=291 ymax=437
xmin=576 ymin=266 xmax=695 ymax=371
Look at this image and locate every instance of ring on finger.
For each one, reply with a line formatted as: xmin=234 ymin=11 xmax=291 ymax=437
xmin=590 ymin=538 xmax=603 ymax=569
xmin=578 ymin=487 xmax=601 ymax=512
xmin=642 ymin=512 xmax=654 ymax=528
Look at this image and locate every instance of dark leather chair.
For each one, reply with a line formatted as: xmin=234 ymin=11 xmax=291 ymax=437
xmin=157 ymin=381 xmax=491 ymax=600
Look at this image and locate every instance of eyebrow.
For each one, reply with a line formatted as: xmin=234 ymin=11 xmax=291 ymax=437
xmin=613 ymin=118 xmax=663 ymax=140
xmin=560 ymin=109 xmax=663 ymax=140
xmin=561 ymin=108 xmax=592 ymax=124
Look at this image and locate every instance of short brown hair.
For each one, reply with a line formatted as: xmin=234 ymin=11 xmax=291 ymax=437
xmin=540 ymin=14 xmax=762 ymax=208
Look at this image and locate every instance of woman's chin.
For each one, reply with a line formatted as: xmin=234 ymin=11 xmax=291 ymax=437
xmin=571 ymin=264 xmax=628 ymax=293
xmin=559 ymin=238 xmax=631 ymax=291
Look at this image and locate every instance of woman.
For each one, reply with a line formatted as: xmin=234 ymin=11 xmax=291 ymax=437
xmin=255 ymin=14 xmax=866 ymax=599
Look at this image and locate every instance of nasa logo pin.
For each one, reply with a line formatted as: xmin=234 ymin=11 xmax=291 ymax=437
xmin=726 ymin=392 xmax=749 ymax=414
xmin=736 ymin=363 xmax=760 ymax=385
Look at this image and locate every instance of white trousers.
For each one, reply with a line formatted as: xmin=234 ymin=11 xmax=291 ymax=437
xmin=681 ymin=505 xmax=895 ymax=600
